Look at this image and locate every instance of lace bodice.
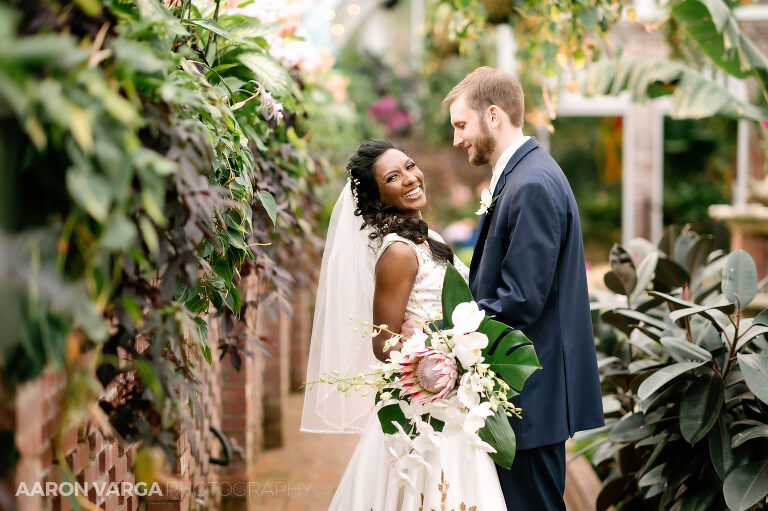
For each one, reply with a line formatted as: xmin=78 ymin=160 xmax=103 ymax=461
xmin=375 ymin=230 xmax=470 ymax=321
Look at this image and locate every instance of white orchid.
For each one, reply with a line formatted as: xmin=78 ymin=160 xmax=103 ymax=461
xmin=463 ymin=401 xmax=495 ymax=435
xmin=457 ymin=372 xmax=481 ymax=408
xmin=475 ymin=187 xmax=493 ymax=215
xmin=401 ymin=329 xmax=428 ymax=354
xmin=451 ymin=301 xmax=486 ymax=335
xmin=453 ymin=331 xmax=489 ymax=370
xmin=412 ymin=419 xmax=443 ymax=453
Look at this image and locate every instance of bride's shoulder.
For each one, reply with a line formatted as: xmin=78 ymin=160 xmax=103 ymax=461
xmin=377 ymin=233 xmax=420 ymax=262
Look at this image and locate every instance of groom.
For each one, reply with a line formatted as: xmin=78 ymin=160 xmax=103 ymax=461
xmin=443 ymin=67 xmax=603 ymax=508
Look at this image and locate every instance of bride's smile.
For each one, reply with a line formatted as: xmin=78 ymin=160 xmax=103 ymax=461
xmin=373 ymin=148 xmax=427 ymax=217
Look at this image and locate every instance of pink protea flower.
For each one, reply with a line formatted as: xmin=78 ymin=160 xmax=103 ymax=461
xmin=397 ymin=348 xmax=458 ymax=404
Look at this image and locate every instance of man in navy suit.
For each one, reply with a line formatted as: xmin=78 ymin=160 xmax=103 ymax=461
xmin=443 ymin=66 xmax=604 ymax=509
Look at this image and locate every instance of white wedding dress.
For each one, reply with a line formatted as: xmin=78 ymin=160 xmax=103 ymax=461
xmin=328 ymin=231 xmax=507 ymax=511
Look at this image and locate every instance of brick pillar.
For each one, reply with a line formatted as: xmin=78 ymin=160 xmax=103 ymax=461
xmin=261 ymin=308 xmax=290 ymax=449
xmin=219 ymin=275 xmax=265 ymax=511
xmin=289 ymin=288 xmax=313 ymax=392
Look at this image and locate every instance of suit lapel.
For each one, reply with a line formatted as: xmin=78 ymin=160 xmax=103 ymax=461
xmin=469 ymin=137 xmax=540 ymax=281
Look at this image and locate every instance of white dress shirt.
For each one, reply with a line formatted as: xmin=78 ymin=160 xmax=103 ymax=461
xmin=489 ymin=136 xmax=531 ymax=195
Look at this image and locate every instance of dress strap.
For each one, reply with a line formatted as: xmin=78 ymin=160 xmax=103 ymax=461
xmin=377 ymin=233 xmax=428 ymax=268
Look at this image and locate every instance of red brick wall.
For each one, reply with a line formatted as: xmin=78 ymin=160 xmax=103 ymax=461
xmin=6 ymin=270 xmax=307 ymax=511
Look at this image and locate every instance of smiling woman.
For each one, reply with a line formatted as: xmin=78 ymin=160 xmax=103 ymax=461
xmin=373 ymin=149 xmax=427 ymax=216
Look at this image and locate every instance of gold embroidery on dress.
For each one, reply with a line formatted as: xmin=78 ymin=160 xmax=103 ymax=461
xmin=418 ymin=471 xmax=478 ymax=511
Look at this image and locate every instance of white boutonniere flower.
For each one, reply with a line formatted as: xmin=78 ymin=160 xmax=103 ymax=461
xmin=475 ymin=188 xmax=497 ymax=215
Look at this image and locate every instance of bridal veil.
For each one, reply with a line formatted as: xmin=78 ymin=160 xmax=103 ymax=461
xmin=300 ymin=181 xmax=379 ymax=433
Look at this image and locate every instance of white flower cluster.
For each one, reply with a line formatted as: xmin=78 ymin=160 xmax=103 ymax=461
xmin=314 ymin=300 xmax=522 ymax=488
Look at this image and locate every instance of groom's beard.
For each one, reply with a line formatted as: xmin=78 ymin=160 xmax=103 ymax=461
xmin=470 ymin=120 xmax=496 ymax=166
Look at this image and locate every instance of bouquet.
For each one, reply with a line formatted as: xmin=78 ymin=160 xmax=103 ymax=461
xmin=313 ymin=264 xmax=540 ymax=482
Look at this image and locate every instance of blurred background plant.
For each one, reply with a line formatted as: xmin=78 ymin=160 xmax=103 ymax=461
xmin=0 ymin=0 xmax=360 ymax=477
xmin=586 ymin=227 xmax=768 ymax=509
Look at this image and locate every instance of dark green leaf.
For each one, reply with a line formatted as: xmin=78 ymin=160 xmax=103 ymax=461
xmin=710 ymin=414 xmax=740 ymax=481
xmin=377 ymin=402 xmax=409 ymax=435
xmin=441 ymin=263 xmax=473 ymax=329
xmin=723 ymin=459 xmax=768 ymax=511
xmin=732 ymin=425 xmax=768 ymax=448
xmin=611 ymin=412 xmax=651 ymax=443
xmin=679 ymin=369 xmax=724 ymax=444
xmin=478 ymin=405 xmax=516 ymax=469
xmin=480 ymin=326 xmax=540 ymax=392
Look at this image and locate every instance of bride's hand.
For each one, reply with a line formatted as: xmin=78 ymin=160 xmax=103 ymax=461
xmin=400 ymin=314 xmax=425 ymax=339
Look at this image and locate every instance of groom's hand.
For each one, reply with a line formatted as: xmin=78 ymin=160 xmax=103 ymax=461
xmin=400 ymin=314 xmax=424 ymax=339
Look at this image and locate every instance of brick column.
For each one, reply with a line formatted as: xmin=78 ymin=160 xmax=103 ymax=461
xmin=261 ymin=308 xmax=290 ymax=449
xmin=289 ymin=288 xmax=313 ymax=392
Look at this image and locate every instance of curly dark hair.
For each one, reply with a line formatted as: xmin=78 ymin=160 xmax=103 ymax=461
xmin=347 ymin=139 xmax=454 ymax=263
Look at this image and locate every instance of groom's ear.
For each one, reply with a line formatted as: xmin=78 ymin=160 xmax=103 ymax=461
xmin=487 ymin=105 xmax=501 ymax=128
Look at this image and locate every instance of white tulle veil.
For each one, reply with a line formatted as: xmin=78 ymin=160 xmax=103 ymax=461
xmin=300 ymin=180 xmax=379 ymax=433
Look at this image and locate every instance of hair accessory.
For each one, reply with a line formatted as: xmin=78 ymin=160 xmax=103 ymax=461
xmin=347 ymin=175 xmax=361 ymax=206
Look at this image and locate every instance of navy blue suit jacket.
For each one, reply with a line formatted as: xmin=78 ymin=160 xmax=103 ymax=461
xmin=469 ymin=137 xmax=604 ymax=450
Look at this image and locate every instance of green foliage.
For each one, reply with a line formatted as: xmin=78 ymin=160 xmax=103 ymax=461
xmin=579 ymin=57 xmax=767 ymax=121
xmin=0 ymin=0 xmax=352 ymax=468
xmin=579 ymin=0 xmax=768 ymax=128
xmin=592 ymin=226 xmax=768 ymax=509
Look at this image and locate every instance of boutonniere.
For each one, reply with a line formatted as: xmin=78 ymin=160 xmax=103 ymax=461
xmin=475 ymin=188 xmax=498 ymax=216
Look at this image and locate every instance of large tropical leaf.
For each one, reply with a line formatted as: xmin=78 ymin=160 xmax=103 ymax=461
xmin=578 ymin=57 xmax=767 ymax=121
xmin=478 ymin=318 xmax=540 ymax=392
xmin=723 ymin=460 xmax=768 ymax=511
xmin=441 ymin=263 xmax=473 ymax=329
xmin=679 ymin=369 xmax=724 ymax=444
xmin=478 ymin=405 xmax=516 ymax=469
xmin=670 ymin=0 xmax=768 ymax=84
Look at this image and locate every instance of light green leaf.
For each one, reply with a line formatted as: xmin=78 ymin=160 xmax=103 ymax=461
xmin=100 ymin=215 xmax=137 ymax=250
xmin=668 ymin=301 xmax=735 ymax=324
xmin=637 ymin=361 xmax=705 ymax=401
xmin=238 ymin=53 xmax=292 ymax=96
xmin=66 ymin=170 xmax=111 ymax=222
xmin=257 ymin=190 xmax=277 ymax=226
xmin=659 ymin=337 xmax=711 ymax=362
xmin=722 ymin=250 xmax=758 ymax=306
xmin=183 ymin=18 xmax=234 ymax=41
xmin=737 ymin=353 xmax=768 ymax=405
xmin=579 ymin=57 xmax=767 ymax=121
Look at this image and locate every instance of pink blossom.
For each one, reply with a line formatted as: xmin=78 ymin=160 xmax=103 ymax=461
xmin=396 ymin=348 xmax=458 ymax=405
xmin=369 ymin=95 xmax=398 ymax=120
xmin=386 ymin=110 xmax=411 ymax=133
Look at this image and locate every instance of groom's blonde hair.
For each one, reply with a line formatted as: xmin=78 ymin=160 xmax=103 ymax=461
xmin=442 ymin=66 xmax=525 ymax=128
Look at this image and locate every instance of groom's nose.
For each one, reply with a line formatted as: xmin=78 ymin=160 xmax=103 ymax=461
xmin=453 ymin=134 xmax=464 ymax=148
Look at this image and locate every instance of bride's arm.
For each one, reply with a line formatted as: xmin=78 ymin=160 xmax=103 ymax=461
xmin=372 ymin=242 xmax=418 ymax=362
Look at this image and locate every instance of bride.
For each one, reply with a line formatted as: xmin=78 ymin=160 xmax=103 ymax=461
xmin=301 ymin=139 xmax=507 ymax=510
